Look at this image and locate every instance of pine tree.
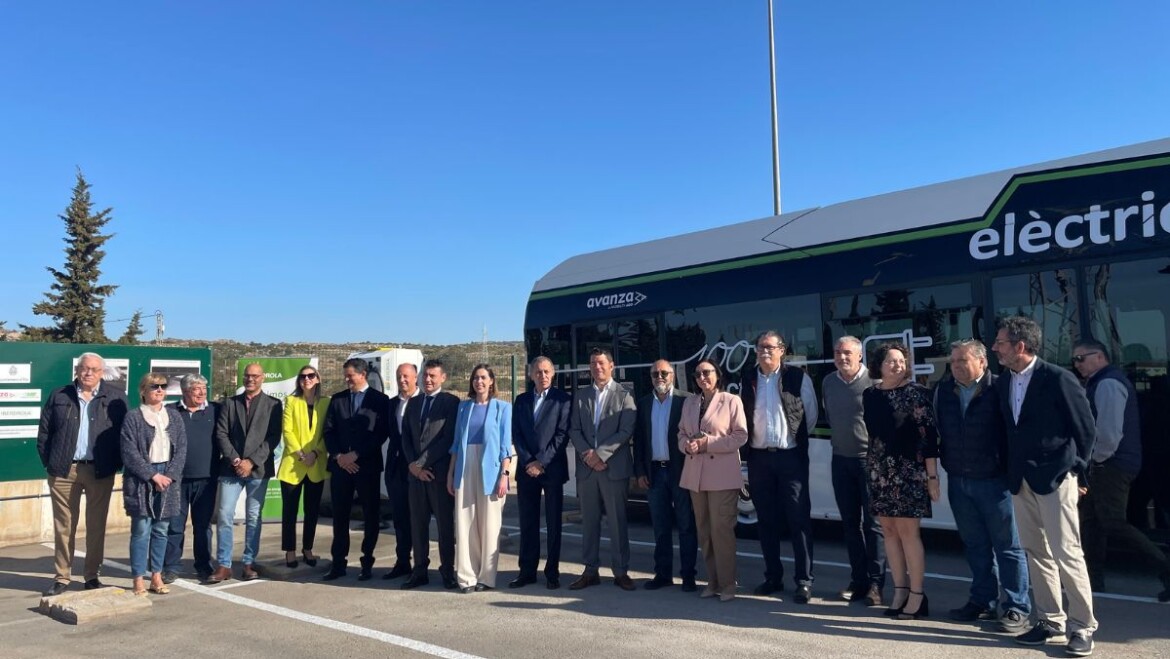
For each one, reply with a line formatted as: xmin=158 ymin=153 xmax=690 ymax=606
xmin=26 ymin=171 xmax=118 ymax=343
xmin=117 ymin=310 xmax=144 ymax=344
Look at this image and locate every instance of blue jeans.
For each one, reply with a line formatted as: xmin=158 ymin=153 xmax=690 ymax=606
xmin=831 ymin=455 xmax=886 ymax=588
xmin=130 ymin=464 xmax=170 ymax=577
xmin=217 ymin=477 xmax=267 ymax=567
xmin=948 ymin=474 xmax=1031 ymax=614
xmin=646 ymin=463 xmax=697 ymax=579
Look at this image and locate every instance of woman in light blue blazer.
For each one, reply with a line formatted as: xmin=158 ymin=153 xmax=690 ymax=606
xmin=447 ymin=364 xmax=513 ymax=592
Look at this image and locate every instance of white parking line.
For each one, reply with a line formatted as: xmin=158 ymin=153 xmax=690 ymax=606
xmin=499 ymin=525 xmax=1159 ymax=604
xmin=44 ymin=544 xmax=487 ymax=659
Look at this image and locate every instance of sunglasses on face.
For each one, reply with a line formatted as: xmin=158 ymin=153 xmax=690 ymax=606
xmin=149 ymin=383 xmax=168 ymax=391
xmin=651 ymin=370 xmax=673 ymax=379
xmin=695 ymin=369 xmax=717 ymax=378
xmin=299 ymin=373 xmax=318 ymax=380
xmin=1072 ymin=352 xmax=1100 ymax=363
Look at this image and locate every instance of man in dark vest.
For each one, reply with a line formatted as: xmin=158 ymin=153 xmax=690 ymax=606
xmin=740 ymin=330 xmax=818 ymax=603
xmin=1073 ymin=339 xmax=1170 ymax=602
xmin=934 ymin=339 xmax=1030 ymax=631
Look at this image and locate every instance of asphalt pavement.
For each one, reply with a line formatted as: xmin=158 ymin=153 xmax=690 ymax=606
xmin=1 ymin=499 xmax=1167 ymax=658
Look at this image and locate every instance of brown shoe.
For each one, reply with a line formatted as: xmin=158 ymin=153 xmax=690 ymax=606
xmin=241 ymin=565 xmax=259 ymax=581
xmin=206 ymin=566 xmax=232 ymax=584
xmin=865 ymin=584 xmax=883 ymax=607
xmin=568 ymin=573 xmax=601 ymax=590
xmin=614 ymin=575 xmax=636 ymax=591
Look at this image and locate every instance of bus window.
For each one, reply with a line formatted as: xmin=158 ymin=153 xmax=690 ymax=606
xmin=664 ymin=294 xmax=821 ymax=394
xmin=1086 ymin=258 xmax=1170 ymax=529
xmin=992 ymin=269 xmax=1079 ymax=364
xmin=615 ymin=318 xmax=660 ymax=400
xmin=826 ymin=283 xmax=976 ymax=389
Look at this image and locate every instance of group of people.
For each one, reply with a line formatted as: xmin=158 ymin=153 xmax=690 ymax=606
xmin=33 ymin=315 xmax=1169 ymax=657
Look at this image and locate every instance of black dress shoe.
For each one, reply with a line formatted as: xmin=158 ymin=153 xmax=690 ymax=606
xmin=474 ymin=583 xmax=492 ymax=592
xmin=161 ymin=572 xmax=177 ymax=585
xmin=442 ymin=575 xmax=459 ymax=590
xmin=793 ymin=585 xmax=812 ymax=604
xmin=357 ymin=567 xmax=373 ymax=581
xmin=323 ymin=568 xmax=347 ymax=581
xmin=568 ymin=573 xmax=601 ymax=590
xmin=460 ymin=586 xmax=475 ymax=594
xmin=302 ymin=550 xmax=319 ymax=568
xmin=509 ymin=574 xmax=537 ymax=589
xmin=753 ymin=580 xmax=783 ymax=596
xmin=43 ymin=582 xmax=68 ymax=596
xmin=546 ymin=576 xmax=561 ymax=590
xmin=681 ymin=578 xmax=697 ymax=593
xmin=84 ymin=578 xmax=105 ymax=590
xmin=383 ymin=564 xmax=412 ymax=580
xmin=614 ymin=575 xmax=636 ymax=591
xmin=401 ymin=574 xmax=429 ymax=590
xmin=644 ymin=576 xmax=673 ymax=590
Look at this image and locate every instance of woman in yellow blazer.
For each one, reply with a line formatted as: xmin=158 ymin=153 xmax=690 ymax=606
xmin=677 ymin=359 xmax=748 ymax=601
xmin=278 ymin=365 xmax=330 ymax=568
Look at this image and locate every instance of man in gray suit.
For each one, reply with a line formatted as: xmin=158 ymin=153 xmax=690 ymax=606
xmin=209 ymin=362 xmax=282 ymax=583
xmin=569 ymin=348 xmax=637 ymax=591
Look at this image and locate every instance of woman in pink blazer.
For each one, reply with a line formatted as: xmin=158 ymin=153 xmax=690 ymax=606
xmin=678 ymin=358 xmax=749 ymax=601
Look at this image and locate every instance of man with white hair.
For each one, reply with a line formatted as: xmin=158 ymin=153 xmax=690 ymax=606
xmin=36 ymin=352 xmax=129 ymax=596
xmin=163 ymin=373 xmax=221 ymax=583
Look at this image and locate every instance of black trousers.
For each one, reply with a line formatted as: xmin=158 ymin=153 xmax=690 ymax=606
xmin=384 ymin=464 xmax=413 ymax=567
xmin=516 ymin=471 xmax=564 ymax=579
xmin=281 ymin=477 xmax=324 ymax=552
xmin=164 ymin=477 xmax=216 ymax=575
xmin=329 ymin=469 xmax=381 ymax=567
xmin=747 ymin=447 xmax=814 ymax=587
xmin=408 ymin=473 xmax=455 ymax=578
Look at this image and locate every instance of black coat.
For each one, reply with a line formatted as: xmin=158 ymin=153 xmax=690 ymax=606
xmin=324 ymin=387 xmax=391 ymax=475
xmin=37 ymin=383 xmax=128 ymax=479
xmin=512 ymin=387 xmax=572 ymax=484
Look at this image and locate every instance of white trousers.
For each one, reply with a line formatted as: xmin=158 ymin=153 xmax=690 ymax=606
xmin=455 ymin=443 xmax=506 ymax=588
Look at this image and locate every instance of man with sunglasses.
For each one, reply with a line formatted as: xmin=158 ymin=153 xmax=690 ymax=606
xmin=1072 ymin=340 xmax=1170 ymax=602
xmin=210 ymin=362 xmax=282 ymax=583
xmin=633 ymin=359 xmax=696 ymax=591
xmin=740 ymin=330 xmax=818 ymax=603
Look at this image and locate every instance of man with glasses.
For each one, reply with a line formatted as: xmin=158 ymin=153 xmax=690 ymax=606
xmin=163 ymin=374 xmax=221 ymax=583
xmin=934 ymin=339 xmax=1030 ymax=631
xmin=37 ymin=352 xmax=128 ymax=596
xmin=210 ymin=362 xmax=282 ymax=583
xmin=992 ymin=317 xmax=1097 ymax=656
xmin=1072 ymin=340 xmax=1170 ymax=601
xmin=820 ymin=336 xmax=885 ymax=607
xmin=740 ymin=330 xmax=818 ymax=603
xmin=633 ymin=359 xmax=696 ymax=591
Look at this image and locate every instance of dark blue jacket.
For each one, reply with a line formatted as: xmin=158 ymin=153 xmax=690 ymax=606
xmin=1085 ymin=365 xmax=1142 ymax=476
xmin=512 ymin=387 xmax=572 ymax=484
xmin=37 ymin=383 xmax=128 ymax=479
xmin=934 ymin=371 xmax=1007 ymax=479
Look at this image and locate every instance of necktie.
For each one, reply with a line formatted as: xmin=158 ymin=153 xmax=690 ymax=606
xmin=420 ymin=395 xmax=434 ymax=426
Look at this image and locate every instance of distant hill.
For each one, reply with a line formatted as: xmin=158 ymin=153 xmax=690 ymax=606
xmin=158 ymin=338 xmax=527 ymax=400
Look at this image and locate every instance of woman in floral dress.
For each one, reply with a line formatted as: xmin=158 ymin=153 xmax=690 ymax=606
xmin=863 ymin=342 xmax=940 ymax=620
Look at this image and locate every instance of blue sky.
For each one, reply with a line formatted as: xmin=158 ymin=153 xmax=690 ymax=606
xmin=2 ymin=1 xmax=1167 ymax=344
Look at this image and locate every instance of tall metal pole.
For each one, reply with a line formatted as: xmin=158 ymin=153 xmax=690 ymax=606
xmin=767 ymin=0 xmax=782 ymax=215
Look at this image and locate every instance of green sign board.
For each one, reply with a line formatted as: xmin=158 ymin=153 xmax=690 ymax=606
xmin=0 ymin=342 xmax=212 ymax=483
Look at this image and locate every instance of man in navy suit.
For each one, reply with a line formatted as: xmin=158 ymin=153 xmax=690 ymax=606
xmin=323 ymin=358 xmax=391 ymax=581
xmin=382 ymin=363 xmax=420 ymax=581
xmin=400 ymin=359 xmax=461 ymax=590
xmin=509 ymin=356 xmax=572 ymax=590
xmin=633 ymin=359 xmax=696 ymax=591
xmin=993 ymin=316 xmax=1097 ymax=657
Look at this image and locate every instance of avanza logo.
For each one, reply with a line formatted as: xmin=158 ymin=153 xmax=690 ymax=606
xmin=586 ymin=290 xmax=647 ymax=310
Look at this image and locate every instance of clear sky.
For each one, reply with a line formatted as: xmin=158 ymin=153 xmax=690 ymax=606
xmin=2 ymin=1 xmax=1167 ymax=344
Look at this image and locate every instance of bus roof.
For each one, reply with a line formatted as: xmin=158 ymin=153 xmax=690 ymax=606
xmin=533 ymin=137 xmax=1170 ymax=294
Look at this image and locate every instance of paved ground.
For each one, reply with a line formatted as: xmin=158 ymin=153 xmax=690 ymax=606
xmin=2 ymin=501 xmax=1168 ymax=658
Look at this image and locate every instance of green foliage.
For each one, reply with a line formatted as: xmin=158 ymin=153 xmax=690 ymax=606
xmin=117 ymin=310 xmax=144 ymax=345
xmin=25 ymin=170 xmax=118 ymax=343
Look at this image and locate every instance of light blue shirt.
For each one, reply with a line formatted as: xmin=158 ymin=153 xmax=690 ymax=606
xmin=351 ymin=385 xmax=369 ymax=411
xmin=957 ymin=379 xmax=979 ymax=416
xmin=73 ymin=383 xmax=99 ymax=461
xmin=751 ymin=369 xmax=791 ymax=449
xmin=533 ymin=388 xmax=547 ymax=419
xmin=651 ymin=393 xmax=672 ymax=461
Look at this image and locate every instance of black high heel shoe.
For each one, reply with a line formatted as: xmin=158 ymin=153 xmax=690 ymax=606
xmin=285 ymin=551 xmax=298 ymax=569
xmin=884 ymin=587 xmax=909 ymax=617
xmin=897 ymin=591 xmax=929 ymax=620
xmin=302 ymin=550 xmax=318 ymax=568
